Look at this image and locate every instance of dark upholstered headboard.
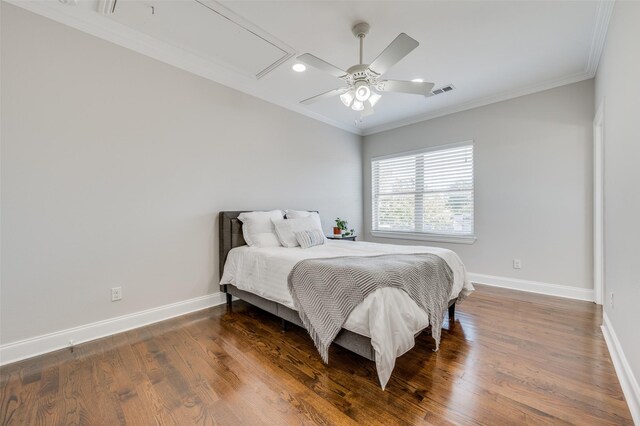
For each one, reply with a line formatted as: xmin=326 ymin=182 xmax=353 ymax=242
xmin=219 ymin=211 xmax=248 ymax=279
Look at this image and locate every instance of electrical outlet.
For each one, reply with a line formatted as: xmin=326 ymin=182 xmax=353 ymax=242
xmin=513 ymin=259 xmax=522 ymax=269
xmin=609 ymin=292 xmax=614 ymax=309
xmin=111 ymin=287 xmax=122 ymax=302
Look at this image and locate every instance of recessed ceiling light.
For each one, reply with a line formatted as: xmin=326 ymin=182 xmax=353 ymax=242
xmin=292 ymin=63 xmax=306 ymax=72
xmin=411 ymin=78 xmax=424 ymax=83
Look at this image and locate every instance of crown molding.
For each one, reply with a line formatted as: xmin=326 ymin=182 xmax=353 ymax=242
xmin=5 ymin=0 xmax=362 ymax=135
xmin=361 ymin=71 xmax=594 ymax=136
xmin=586 ymin=0 xmax=615 ymax=77
xmin=362 ymin=0 xmax=614 ymax=136
xmin=6 ymin=0 xmax=613 ymax=138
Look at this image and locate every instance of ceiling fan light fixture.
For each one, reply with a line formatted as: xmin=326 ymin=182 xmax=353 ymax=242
xmin=368 ymin=92 xmax=381 ymax=107
xmin=340 ymin=90 xmax=355 ymax=107
xmin=354 ymin=82 xmax=371 ymax=102
xmin=351 ymin=100 xmax=364 ymax=111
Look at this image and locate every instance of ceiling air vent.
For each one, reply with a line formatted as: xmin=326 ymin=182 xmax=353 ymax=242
xmin=431 ymin=84 xmax=455 ymax=96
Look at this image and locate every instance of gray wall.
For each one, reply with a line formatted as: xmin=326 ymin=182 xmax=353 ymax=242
xmin=363 ymin=80 xmax=594 ymax=289
xmin=0 ymin=4 xmax=362 ymax=344
xmin=595 ymin=1 xmax=640 ymax=389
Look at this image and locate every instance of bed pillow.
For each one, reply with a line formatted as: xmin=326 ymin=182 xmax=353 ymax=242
xmin=295 ymin=229 xmax=326 ymax=249
xmin=284 ymin=210 xmax=323 ymax=232
xmin=238 ymin=210 xmax=284 ymax=247
xmin=272 ymin=217 xmax=319 ymax=248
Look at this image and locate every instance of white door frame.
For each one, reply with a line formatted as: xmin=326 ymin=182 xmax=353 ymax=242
xmin=593 ymin=100 xmax=605 ymax=305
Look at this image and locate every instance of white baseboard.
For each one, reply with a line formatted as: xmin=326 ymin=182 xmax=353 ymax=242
xmin=468 ymin=272 xmax=594 ymax=302
xmin=601 ymin=313 xmax=640 ymax=425
xmin=0 ymin=292 xmax=227 ymax=366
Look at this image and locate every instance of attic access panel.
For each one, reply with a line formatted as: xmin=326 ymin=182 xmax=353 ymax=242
xmin=106 ymin=0 xmax=294 ymax=78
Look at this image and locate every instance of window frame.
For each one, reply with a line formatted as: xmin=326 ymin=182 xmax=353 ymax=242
xmin=370 ymin=141 xmax=476 ymax=244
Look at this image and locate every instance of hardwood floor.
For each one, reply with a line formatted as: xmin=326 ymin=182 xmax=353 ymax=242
xmin=1 ymin=285 xmax=633 ymax=425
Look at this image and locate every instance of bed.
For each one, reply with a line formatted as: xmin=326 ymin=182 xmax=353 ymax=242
xmin=218 ymin=211 xmax=474 ymax=388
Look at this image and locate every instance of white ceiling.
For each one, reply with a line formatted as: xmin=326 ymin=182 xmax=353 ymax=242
xmin=8 ymin=0 xmax=612 ymax=135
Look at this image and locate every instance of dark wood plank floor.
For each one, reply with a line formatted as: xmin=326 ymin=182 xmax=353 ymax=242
xmin=1 ymin=285 xmax=633 ymax=425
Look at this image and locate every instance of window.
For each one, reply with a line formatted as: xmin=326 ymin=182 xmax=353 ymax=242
xmin=371 ymin=142 xmax=475 ymax=243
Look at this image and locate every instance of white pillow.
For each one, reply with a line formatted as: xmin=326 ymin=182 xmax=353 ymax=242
xmin=272 ymin=217 xmax=319 ymax=248
xmin=295 ymin=230 xmax=326 ymax=248
xmin=238 ymin=210 xmax=284 ymax=247
xmin=285 ymin=210 xmax=324 ymax=232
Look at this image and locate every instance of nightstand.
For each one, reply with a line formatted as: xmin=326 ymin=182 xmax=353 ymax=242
xmin=326 ymin=235 xmax=357 ymax=241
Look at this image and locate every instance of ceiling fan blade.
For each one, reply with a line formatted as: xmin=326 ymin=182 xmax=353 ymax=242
xmin=297 ymin=53 xmax=348 ymax=78
xmin=377 ymin=80 xmax=435 ymax=96
xmin=368 ymin=33 xmax=419 ymax=76
xmin=300 ymin=87 xmax=348 ymax=105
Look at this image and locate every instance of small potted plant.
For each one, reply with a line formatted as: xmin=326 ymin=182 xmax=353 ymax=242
xmin=334 ymin=218 xmax=355 ymax=237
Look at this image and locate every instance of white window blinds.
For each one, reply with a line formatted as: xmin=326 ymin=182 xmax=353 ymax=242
xmin=372 ymin=143 xmax=474 ymax=237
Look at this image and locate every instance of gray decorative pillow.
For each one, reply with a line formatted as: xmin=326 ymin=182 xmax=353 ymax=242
xmin=272 ymin=217 xmax=317 ymax=248
xmin=295 ymin=229 xmax=326 ymax=249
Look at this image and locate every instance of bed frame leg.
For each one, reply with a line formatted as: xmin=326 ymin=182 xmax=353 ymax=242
xmin=281 ymin=318 xmax=288 ymax=333
xmin=448 ymin=303 xmax=456 ymax=320
xmin=226 ymin=292 xmax=232 ymax=307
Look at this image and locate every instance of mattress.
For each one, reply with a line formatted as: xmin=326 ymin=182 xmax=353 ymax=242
xmin=220 ymin=240 xmax=474 ymax=388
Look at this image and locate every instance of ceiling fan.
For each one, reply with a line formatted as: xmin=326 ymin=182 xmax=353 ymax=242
xmin=297 ymin=22 xmax=434 ymax=117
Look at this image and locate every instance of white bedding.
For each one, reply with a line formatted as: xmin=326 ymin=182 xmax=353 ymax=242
xmin=220 ymin=240 xmax=474 ymax=388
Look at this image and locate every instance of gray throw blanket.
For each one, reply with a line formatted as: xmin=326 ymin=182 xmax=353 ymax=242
xmin=287 ymin=254 xmax=454 ymax=363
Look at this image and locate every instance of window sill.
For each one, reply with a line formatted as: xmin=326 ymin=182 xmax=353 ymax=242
xmin=370 ymin=230 xmax=477 ymax=245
